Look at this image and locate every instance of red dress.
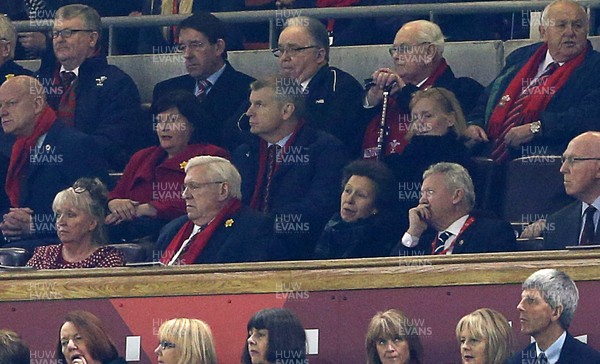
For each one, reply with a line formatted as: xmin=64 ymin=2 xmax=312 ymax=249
xmin=26 ymin=245 xmax=125 ymax=269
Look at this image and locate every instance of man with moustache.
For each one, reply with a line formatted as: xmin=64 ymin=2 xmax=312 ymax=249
xmin=466 ymin=0 xmax=600 ymax=162
xmin=508 ymin=269 xmax=600 ymax=364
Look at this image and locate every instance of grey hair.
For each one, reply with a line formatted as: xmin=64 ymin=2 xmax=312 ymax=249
xmin=423 ymin=162 xmax=475 ymax=209
xmin=284 ymin=16 xmax=330 ymax=60
xmin=0 ymin=15 xmax=17 ymax=60
xmin=185 ymin=156 xmax=242 ymax=199
xmin=522 ymin=269 xmax=579 ymax=329
xmin=55 ymin=4 xmax=102 ymax=48
xmin=402 ymin=20 xmax=445 ymax=55
xmin=540 ymin=0 xmax=588 ymax=29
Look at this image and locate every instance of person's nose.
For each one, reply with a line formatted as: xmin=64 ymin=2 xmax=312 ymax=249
xmin=419 ymin=192 xmax=428 ymax=204
xmin=385 ymin=341 xmax=396 ymax=352
xmin=517 ymin=298 xmax=525 ymax=311
xmin=247 ymin=334 xmax=256 ymax=345
xmin=66 ymin=338 xmax=78 ymax=351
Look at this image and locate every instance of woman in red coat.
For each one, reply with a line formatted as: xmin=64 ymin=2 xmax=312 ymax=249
xmin=106 ymin=90 xmax=230 ymax=242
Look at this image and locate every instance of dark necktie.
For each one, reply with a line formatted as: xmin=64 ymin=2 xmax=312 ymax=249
xmin=60 ymin=71 xmax=76 ymax=87
xmin=195 ymin=79 xmax=212 ymax=102
xmin=262 ymin=144 xmax=279 ymax=213
xmin=434 ymin=231 xmax=452 ymax=254
xmin=537 ymin=352 xmax=548 ymax=364
xmin=491 ymin=62 xmax=559 ymax=162
xmin=580 ymin=205 xmax=597 ymax=245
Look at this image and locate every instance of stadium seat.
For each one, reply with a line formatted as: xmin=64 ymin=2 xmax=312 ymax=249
xmin=0 ymin=248 xmax=32 ymax=267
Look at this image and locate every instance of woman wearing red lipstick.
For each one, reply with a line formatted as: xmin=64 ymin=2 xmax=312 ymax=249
xmin=314 ymin=160 xmax=400 ymax=259
xmin=155 ymin=318 xmax=217 ymax=364
xmin=366 ymin=309 xmax=424 ymax=364
xmin=241 ymin=308 xmax=306 ymax=364
xmin=456 ymin=308 xmax=513 ymax=364
xmin=106 ymin=90 xmax=229 ymax=242
xmin=57 ymin=311 xmax=126 ymax=364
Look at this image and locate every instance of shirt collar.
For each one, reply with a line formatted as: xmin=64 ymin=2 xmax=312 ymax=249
xmin=416 ymin=77 xmax=429 ymax=87
xmin=536 ymin=330 xmax=566 ymax=364
xmin=581 ymin=196 xmax=600 ymax=215
xmin=443 ymin=214 xmax=470 ymax=236
xmin=205 ymin=63 xmax=226 ymax=86
xmin=60 ymin=65 xmax=80 ymax=77
xmin=269 ymin=133 xmax=293 ymax=149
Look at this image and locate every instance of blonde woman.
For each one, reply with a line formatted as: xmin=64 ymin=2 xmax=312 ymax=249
xmin=456 ymin=308 xmax=513 ymax=364
xmin=155 ymin=318 xmax=217 ymax=364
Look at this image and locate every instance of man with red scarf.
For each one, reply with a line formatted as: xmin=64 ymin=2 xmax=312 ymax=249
xmin=0 ymin=76 xmax=107 ymax=248
xmin=36 ymin=4 xmax=142 ymax=171
xmin=466 ymin=0 xmax=600 ymax=162
xmin=362 ymin=20 xmax=483 ymax=160
xmin=156 ymin=156 xmax=276 ymax=265
xmin=233 ymin=76 xmax=347 ymax=260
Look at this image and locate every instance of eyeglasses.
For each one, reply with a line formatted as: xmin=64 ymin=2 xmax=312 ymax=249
xmin=561 ymin=156 xmax=600 ymax=164
xmin=158 ymin=340 xmax=176 ymax=350
xmin=388 ymin=42 xmax=431 ymax=56
xmin=71 ymin=186 xmax=87 ymax=194
xmin=175 ymin=41 xmax=206 ymax=53
xmin=50 ymin=29 xmax=96 ymax=39
xmin=183 ymin=181 xmax=225 ymax=191
xmin=272 ymin=45 xmax=317 ymax=58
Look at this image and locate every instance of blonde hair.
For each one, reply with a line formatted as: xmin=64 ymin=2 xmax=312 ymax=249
xmin=455 ymin=308 xmax=513 ymax=364
xmin=407 ymin=87 xmax=466 ymax=141
xmin=158 ymin=318 xmax=217 ymax=364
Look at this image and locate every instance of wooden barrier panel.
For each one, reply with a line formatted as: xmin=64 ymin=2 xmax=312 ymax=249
xmin=2 ymin=251 xmax=600 ymax=363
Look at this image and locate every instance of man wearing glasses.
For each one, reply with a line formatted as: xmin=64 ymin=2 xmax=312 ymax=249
xmin=534 ymin=132 xmax=600 ymax=249
xmin=273 ymin=16 xmax=364 ymax=157
xmin=152 ymin=12 xmax=254 ymax=148
xmin=36 ymin=4 xmax=141 ymax=171
xmin=362 ymin=20 xmax=483 ymax=159
xmin=466 ymin=0 xmax=600 ymax=163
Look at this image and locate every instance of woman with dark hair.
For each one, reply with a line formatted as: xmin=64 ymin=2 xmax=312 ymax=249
xmin=242 ymin=308 xmax=306 ymax=364
xmin=106 ymin=90 xmax=229 ymax=242
xmin=314 ymin=159 xmax=400 ymax=259
xmin=366 ymin=309 xmax=424 ymax=364
xmin=26 ymin=178 xmax=124 ymax=269
xmin=57 ymin=310 xmax=126 ymax=364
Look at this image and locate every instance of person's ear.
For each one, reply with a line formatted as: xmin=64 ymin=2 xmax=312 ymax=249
xmin=217 ymin=182 xmax=230 ymax=201
xmin=214 ymin=39 xmax=226 ymax=57
xmin=452 ymin=188 xmax=464 ymax=205
xmin=88 ymin=31 xmax=99 ymax=49
xmin=281 ymin=102 xmax=296 ymax=120
xmin=550 ymin=304 xmax=564 ymax=323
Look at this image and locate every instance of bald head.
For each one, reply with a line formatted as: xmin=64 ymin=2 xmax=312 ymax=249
xmin=559 ymin=132 xmax=600 ymax=203
xmin=0 ymin=76 xmax=47 ymax=137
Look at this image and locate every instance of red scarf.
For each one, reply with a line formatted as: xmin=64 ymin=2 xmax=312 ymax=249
xmin=159 ymin=199 xmax=242 ymax=265
xmin=487 ymin=43 xmax=587 ymax=140
xmin=249 ymin=121 xmax=305 ymax=211
xmin=362 ymin=59 xmax=449 ymax=159
xmin=6 ymin=106 xmax=57 ymax=207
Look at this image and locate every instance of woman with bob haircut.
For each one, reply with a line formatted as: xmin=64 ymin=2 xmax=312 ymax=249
xmin=456 ymin=308 xmax=513 ymax=364
xmin=155 ymin=318 xmax=217 ymax=364
xmin=57 ymin=310 xmax=125 ymax=364
xmin=366 ymin=309 xmax=424 ymax=364
xmin=242 ymin=308 xmax=306 ymax=364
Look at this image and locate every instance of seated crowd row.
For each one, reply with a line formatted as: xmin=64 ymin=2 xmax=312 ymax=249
xmin=3 ymin=269 xmax=600 ymax=363
xmin=1 ymin=0 xmax=599 ymax=267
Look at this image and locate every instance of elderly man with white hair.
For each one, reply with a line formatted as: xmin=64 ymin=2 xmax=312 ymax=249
xmin=156 ymin=156 xmax=277 ymax=265
xmin=362 ymin=20 xmax=483 ymax=159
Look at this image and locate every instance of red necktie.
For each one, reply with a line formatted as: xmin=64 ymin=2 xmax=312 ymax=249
xmin=490 ymin=62 xmax=559 ymax=162
xmin=195 ymin=79 xmax=212 ymax=102
xmin=261 ymin=144 xmax=279 ymax=213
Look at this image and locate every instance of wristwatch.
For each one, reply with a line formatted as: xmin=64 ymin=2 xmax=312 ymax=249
xmin=530 ymin=121 xmax=542 ymax=135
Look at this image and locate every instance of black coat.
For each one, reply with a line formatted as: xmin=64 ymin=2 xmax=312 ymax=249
xmin=507 ymin=332 xmax=600 ymax=364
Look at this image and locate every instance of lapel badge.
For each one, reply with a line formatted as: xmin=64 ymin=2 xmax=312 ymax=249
xmin=458 ymin=240 xmax=464 ymax=246
xmin=498 ymin=95 xmax=510 ymax=107
xmin=95 ymin=76 xmax=107 ymax=87
xmin=225 ymin=219 xmax=234 ymax=227
xmin=315 ymin=99 xmax=325 ymax=104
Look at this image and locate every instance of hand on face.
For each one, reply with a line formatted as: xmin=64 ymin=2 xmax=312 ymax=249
xmin=407 ymin=203 xmax=430 ymax=237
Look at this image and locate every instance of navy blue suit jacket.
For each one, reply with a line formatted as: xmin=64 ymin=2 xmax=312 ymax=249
xmin=233 ymin=126 xmax=348 ymax=259
xmin=155 ymin=205 xmax=279 ymax=263
xmin=543 ymin=201 xmax=597 ymax=249
xmin=391 ymin=214 xmax=517 ymax=256
xmin=507 ymin=332 xmax=600 ymax=364
xmin=152 ymin=61 xmax=254 ymax=148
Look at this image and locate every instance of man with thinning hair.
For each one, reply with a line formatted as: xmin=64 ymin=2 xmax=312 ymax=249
xmin=156 ymin=156 xmax=276 ymax=264
xmin=508 ymin=268 xmax=600 ymax=363
xmin=392 ymin=162 xmax=516 ymax=255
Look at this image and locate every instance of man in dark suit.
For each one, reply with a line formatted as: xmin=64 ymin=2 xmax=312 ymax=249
xmin=393 ymin=162 xmax=516 ymax=255
xmin=0 ymin=76 xmax=108 ymax=248
xmin=543 ymin=132 xmax=600 ymax=249
xmin=466 ymin=0 xmax=600 ymax=163
xmin=156 ymin=156 xmax=276 ymax=265
xmin=36 ymin=4 xmax=142 ymax=171
xmin=233 ymin=76 xmax=347 ymax=259
xmin=507 ymin=268 xmax=600 ymax=364
xmin=152 ymin=12 xmax=254 ymax=147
